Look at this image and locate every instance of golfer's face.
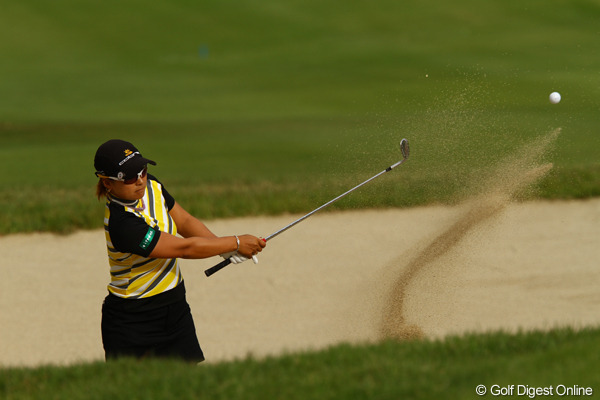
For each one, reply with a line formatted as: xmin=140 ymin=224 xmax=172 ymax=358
xmin=107 ymin=172 xmax=147 ymax=201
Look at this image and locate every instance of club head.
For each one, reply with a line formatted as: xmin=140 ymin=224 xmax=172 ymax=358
xmin=400 ymin=138 xmax=410 ymax=159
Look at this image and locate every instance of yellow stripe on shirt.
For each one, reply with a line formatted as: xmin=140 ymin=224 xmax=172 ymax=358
xmin=104 ymin=178 xmax=182 ymax=299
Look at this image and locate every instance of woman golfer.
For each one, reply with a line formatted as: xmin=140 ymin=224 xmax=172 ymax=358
xmin=94 ymin=139 xmax=266 ymax=362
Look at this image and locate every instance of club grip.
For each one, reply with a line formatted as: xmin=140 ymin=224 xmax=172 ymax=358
xmin=205 ymin=258 xmax=232 ymax=277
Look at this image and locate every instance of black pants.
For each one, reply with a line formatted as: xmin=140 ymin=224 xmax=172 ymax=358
xmin=101 ymin=282 xmax=204 ymax=363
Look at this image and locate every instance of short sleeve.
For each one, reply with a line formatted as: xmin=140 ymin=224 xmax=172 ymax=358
xmin=107 ymin=206 xmax=162 ymax=257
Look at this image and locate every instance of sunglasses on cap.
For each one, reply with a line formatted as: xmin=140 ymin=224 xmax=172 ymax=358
xmin=97 ymin=166 xmax=148 ymax=184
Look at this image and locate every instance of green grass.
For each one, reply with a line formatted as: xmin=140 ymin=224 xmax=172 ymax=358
xmin=1 ymin=0 xmax=599 ymax=233
xmin=2 ymin=327 xmax=600 ymax=400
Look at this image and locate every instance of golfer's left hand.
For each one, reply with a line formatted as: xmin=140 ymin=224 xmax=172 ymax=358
xmin=221 ymin=251 xmax=259 ymax=265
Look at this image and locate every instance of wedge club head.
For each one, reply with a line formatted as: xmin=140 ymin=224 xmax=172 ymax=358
xmin=400 ymin=138 xmax=410 ymax=160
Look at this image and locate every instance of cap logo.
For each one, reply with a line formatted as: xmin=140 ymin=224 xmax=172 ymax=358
xmin=118 ymin=150 xmax=141 ymax=166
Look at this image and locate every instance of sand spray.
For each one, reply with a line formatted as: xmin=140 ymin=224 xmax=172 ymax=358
xmin=379 ymin=128 xmax=560 ymax=339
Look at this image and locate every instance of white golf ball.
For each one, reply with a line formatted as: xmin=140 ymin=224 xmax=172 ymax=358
xmin=549 ymin=92 xmax=561 ymax=104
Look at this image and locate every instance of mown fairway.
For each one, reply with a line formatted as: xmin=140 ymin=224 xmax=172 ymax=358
xmin=0 ymin=0 xmax=599 ymax=233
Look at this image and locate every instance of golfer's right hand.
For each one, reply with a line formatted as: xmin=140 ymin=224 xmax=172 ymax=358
xmin=237 ymin=234 xmax=266 ymax=259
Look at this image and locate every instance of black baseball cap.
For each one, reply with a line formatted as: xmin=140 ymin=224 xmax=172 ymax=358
xmin=94 ymin=139 xmax=156 ymax=181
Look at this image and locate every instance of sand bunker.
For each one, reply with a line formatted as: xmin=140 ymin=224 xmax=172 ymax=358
xmin=1 ymin=198 xmax=599 ymax=367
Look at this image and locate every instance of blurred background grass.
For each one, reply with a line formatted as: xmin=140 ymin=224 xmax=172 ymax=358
xmin=0 ymin=0 xmax=598 ymax=234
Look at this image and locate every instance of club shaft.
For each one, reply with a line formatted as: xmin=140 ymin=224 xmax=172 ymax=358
xmin=204 ymin=140 xmax=408 ymax=278
xmin=265 ymin=158 xmax=406 ymax=241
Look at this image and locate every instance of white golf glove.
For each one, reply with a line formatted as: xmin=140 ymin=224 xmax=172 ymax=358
xmin=220 ymin=251 xmax=259 ymax=265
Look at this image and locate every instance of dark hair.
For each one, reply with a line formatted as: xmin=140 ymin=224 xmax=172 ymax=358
xmin=96 ymin=179 xmax=108 ymax=200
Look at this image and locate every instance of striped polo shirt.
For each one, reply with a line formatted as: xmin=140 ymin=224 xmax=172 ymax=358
xmin=103 ymin=175 xmax=182 ymax=299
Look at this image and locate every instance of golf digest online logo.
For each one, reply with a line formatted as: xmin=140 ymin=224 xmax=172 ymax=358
xmin=476 ymin=384 xmax=593 ymax=398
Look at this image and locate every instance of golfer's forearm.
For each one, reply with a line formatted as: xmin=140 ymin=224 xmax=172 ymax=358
xmin=178 ymin=218 xmax=217 ymax=239
xmin=150 ymin=234 xmax=237 ymax=259
xmin=180 ymin=236 xmax=237 ymax=259
xmin=169 ymin=203 xmax=217 ymax=238
xmin=170 ymin=202 xmax=217 ymax=239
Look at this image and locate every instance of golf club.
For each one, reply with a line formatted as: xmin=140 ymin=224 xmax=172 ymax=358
xmin=205 ymin=138 xmax=410 ymax=277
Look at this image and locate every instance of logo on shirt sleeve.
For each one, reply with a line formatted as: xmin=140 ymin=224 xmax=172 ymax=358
xmin=140 ymin=227 xmax=156 ymax=250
